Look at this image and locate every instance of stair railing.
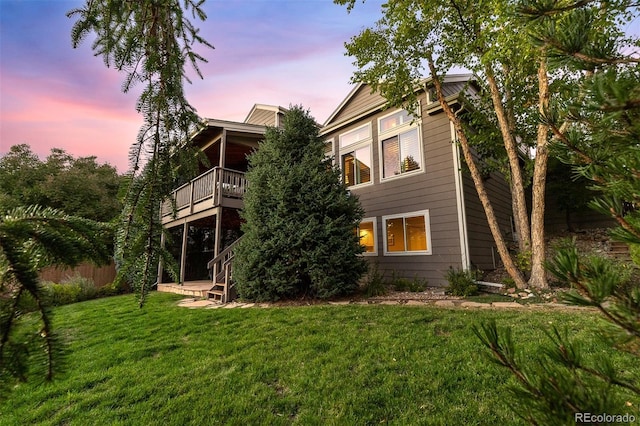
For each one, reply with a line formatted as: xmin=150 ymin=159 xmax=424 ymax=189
xmin=207 ymin=236 xmax=243 ymax=301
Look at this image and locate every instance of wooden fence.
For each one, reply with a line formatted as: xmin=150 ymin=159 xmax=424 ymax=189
xmin=39 ymin=262 xmax=117 ymax=287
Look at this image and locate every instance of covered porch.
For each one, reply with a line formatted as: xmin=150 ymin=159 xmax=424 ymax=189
xmin=158 ymin=207 xmax=242 ymax=287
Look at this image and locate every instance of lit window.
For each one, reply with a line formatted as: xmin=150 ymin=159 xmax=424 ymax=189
xmin=356 ymin=218 xmax=377 ymax=255
xmin=383 ymin=210 xmax=431 ymax=255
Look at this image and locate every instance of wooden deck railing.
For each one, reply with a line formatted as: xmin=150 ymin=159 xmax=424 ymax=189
xmin=207 ymin=236 xmax=243 ymax=302
xmin=161 ymin=167 xmax=247 ymax=217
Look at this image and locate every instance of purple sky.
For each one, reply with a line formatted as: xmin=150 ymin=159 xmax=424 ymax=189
xmin=2 ymin=2 xmax=638 ymax=173
xmin=0 ymin=0 xmax=382 ymax=172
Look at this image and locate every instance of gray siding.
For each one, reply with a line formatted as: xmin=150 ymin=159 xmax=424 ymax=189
xmin=329 ymin=85 xmax=386 ymax=126
xmin=462 ymin=169 xmax=513 ymax=271
xmin=246 ymin=109 xmax=276 ymax=126
xmin=324 ymin=91 xmax=464 ymax=286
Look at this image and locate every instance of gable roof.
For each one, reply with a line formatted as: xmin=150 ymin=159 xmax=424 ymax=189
xmin=244 ymin=104 xmax=288 ymax=127
xmin=322 ymin=74 xmax=476 ymax=133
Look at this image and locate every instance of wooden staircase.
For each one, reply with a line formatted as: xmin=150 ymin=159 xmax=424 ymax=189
xmin=206 ymin=237 xmax=242 ymax=303
xmin=610 ymin=241 xmax=631 ymax=262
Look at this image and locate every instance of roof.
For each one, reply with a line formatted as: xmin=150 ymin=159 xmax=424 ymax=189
xmin=243 ymin=104 xmax=288 ymax=124
xmin=322 ymin=73 xmax=476 ymax=132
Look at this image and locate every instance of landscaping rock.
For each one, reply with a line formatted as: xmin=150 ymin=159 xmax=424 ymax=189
xmin=461 ymin=301 xmax=488 ymax=308
xmin=491 ymin=302 xmax=524 ymax=308
xmin=434 ymin=300 xmax=456 ymax=307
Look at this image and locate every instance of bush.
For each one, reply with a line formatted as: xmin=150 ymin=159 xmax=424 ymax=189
xmin=391 ymin=272 xmax=428 ymax=292
xmin=445 ymin=268 xmax=479 ymax=297
xmin=361 ymin=262 xmax=388 ymax=297
xmin=96 ymin=281 xmax=128 ymax=297
xmin=42 ymin=275 xmax=99 ymax=306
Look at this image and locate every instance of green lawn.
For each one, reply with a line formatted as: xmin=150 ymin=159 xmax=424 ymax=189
xmin=0 ymin=293 xmax=634 ymax=425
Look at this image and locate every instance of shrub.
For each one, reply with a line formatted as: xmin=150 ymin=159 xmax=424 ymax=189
xmin=445 ymin=268 xmax=479 ymax=297
xmin=390 ymin=271 xmax=428 ymax=292
xmin=361 ymin=262 xmax=388 ymax=297
xmin=96 ymin=281 xmax=128 ymax=297
xmin=42 ymin=275 xmax=99 ymax=306
xmin=46 ymin=282 xmax=82 ymax=306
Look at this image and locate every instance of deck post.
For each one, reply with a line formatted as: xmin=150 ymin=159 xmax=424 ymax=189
xmin=157 ymin=231 xmax=165 ymax=284
xmin=213 ymin=210 xmax=223 ymax=281
xmin=180 ymin=221 xmax=188 ymax=284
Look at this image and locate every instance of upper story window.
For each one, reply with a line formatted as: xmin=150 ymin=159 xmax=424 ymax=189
xmin=339 ymin=123 xmax=373 ymax=188
xmin=378 ymin=110 xmax=423 ymax=180
xmin=340 ymin=123 xmax=371 ymax=148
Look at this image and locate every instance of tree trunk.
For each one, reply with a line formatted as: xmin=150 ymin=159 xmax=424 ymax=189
xmin=529 ymin=58 xmax=551 ymax=289
xmin=484 ymin=68 xmax=532 ymax=254
xmin=428 ymin=58 xmax=527 ymax=289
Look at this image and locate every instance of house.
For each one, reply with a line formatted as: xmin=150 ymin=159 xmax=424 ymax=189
xmin=157 ymin=105 xmax=287 ymax=299
xmin=320 ymin=74 xmax=513 ymax=286
xmin=158 ymin=74 xmax=514 ymax=297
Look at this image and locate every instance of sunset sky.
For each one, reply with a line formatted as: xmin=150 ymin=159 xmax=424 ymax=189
xmin=1 ymin=2 xmax=638 ymax=173
xmin=0 ymin=0 xmax=382 ymax=172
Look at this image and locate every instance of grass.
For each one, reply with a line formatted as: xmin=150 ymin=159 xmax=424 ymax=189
xmin=1 ymin=293 xmax=636 ymax=425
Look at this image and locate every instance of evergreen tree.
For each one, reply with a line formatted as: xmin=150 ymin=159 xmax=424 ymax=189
xmin=475 ymin=2 xmax=639 ymax=424
xmin=68 ymin=1 xmax=212 ymax=306
xmin=234 ymin=106 xmax=367 ymax=302
xmin=0 ymin=206 xmax=111 ymax=398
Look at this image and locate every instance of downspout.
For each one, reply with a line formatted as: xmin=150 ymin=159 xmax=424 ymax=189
xmin=450 ymin=104 xmax=471 ymax=270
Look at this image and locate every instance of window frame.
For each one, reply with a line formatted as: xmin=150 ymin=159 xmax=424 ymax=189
xmin=377 ymin=109 xmax=424 ymax=182
xmin=382 ymin=210 xmax=432 ymax=256
xmin=357 ymin=217 xmax=378 ymax=256
xmin=339 ymin=123 xmax=374 ymax=189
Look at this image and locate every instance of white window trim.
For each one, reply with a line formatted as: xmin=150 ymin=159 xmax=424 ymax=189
xmin=382 ymin=210 xmax=432 ymax=256
xmin=377 ymin=109 xmax=424 ymax=182
xmin=339 ymin=123 xmax=371 ymax=149
xmin=358 ymin=217 xmax=378 ymax=256
xmin=339 ymin=123 xmax=374 ymax=189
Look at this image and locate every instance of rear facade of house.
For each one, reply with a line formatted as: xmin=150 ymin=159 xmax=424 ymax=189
xmin=320 ymin=76 xmax=514 ymax=286
xmin=159 ymin=78 xmax=513 ymax=293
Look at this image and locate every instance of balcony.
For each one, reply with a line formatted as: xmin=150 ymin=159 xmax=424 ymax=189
xmin=161 ymin=167 xmax=247 ymax=223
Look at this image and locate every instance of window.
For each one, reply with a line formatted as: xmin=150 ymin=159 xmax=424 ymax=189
xmin=378 ymin=110 xmax=423 ymax=179
xmin=356 ymin=217 xmax=377 ymax=255
xmin=383 ymin=210 xmax=432 ymax=255
xmin=340 ymin=124 xmax=370 ymax=148
xmin=339 ymin=123 xmax=373 ymax=188
xmin=342 ymin=146 xmax=372 ymax=186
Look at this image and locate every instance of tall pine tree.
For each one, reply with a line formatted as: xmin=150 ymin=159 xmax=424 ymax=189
xmin=234 ymin=106 xmax=367 ymax=302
